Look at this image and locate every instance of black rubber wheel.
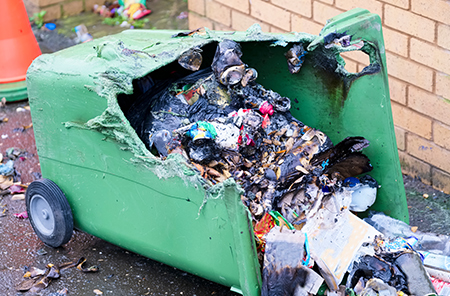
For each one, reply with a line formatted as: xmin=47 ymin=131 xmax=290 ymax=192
xmin=25 ymin=178 xmax=73 ymax=247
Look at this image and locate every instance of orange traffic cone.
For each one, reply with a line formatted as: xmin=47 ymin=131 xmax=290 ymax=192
xmin=0 ymin=0 xmax=42 ymax=101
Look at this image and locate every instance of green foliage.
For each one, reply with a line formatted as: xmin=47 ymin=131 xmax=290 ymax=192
xmin=102 ymin=14 xmax=149 ymax=28
xmin=102 ymin=15 xmax=128 ymax=26
xmin=131 ymin=18 xmax=149 ymax=28
xmin=30 ymin=10 xmax=47 ymax=29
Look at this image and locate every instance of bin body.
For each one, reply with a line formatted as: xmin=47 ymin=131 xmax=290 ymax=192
xmin=26 ymin=9 xmax=407 ymax=295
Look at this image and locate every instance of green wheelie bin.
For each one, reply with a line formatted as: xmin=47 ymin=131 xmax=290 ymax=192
xmin=25 ymin=8 xmax=408 ymax=296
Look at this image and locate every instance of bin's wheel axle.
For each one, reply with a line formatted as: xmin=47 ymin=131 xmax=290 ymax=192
xmin=26 ymin=178 xmax=73 ymax=247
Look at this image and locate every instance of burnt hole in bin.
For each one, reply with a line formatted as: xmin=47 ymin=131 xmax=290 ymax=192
xmin=339 ymin=50 xmax=370 ymax=74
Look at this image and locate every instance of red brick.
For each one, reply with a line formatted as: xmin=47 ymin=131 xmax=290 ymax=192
xmin=395 ymin=126 xmax=406 ymax=151
xmin=291 ymin=15 xmax=323 ymax=35
xmin=434 ymin=122 xmax=450 ymax=150
xmin=385 ymin=52 xmax=433 ymax=92
xmin=39 ymin=0 xmax=63 ymax=6
xmin=269 ymin=26 xmax=287 ymax=33
xmin=84 ymin=0 xmax=103 ymax=11
xmin=272 ymin=0 xmax=312 ymax=18
xmin=341 ymin=50 xmax=370 ymax=67
xmin=432 ymin=168 xmax=450 ymax=194
xmin=62 ymin=0 xmax=83 ymax=17
xmin=407 ymin=133 xmax=450 ymax=173
xmin=384 ymin=4 xmax=435 ymax=43
xmin=437 ymin=24 xmax=450 ymax=50
xmin=409 ymin=86 xmax=450 ymax=126
xmin=335 ymin=0 xmax=383 ymax=17
xmin=188 ymin=12 xmax=213 ymax=30
xmin=43 ymin=4 xmax=61 ymax=21
xmin=383 ymin=27 xmax=408 ymax=57
xmin=398 ymin=150 xmax=432 ymax=185
xmin=216 ymin=0 xmax=249 ymax=14
xmin=251 ymin=0 xmax=290 ymax=31
xmin=188 ymin=0 xmax=205 ymax=16
xmin=410 ymin=38 xmax=450 ymax=74
xmin=436 ymin=73 xmax=450 ymax=100
xmin=391 ymin=102 xmax=432 ymax=139
xmin=342 ymin=57 xmax=358 ymax=73
xmin=318 ymin=0 xmax=335 ymax=4
xmin=313 ymin=2 xmax=344 ymax=25
xmin=411 ymin=0 xmax=450 ymax=25
xmin=213 ymin=23 xmax=233 ymax=31
xmin=389 ymin=76 xmax=407 ymax=105
xmin=357 ymin=63 xmax=367 ymax=73
xmin=377 ymin=0 xmax=410 ymax=9
xmin=231 ymin=10 xmax=270 ymax=32
xmin=206 ymin=0 xmax=231 ymax=27
xmin=24 ymin=0 xmax=40 ymax=18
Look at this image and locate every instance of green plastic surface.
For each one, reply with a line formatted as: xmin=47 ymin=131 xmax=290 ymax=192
xmin=26 ymin=8 xmax=408 ymax=295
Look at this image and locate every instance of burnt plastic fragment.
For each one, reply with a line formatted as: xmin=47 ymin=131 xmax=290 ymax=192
xmin=178 ymin=47 xmax=203 ymax=71
xmin=211 ymin=39 xmax=245 ymax=86
xmin=285 ymin=44 xmax=307 ymax=74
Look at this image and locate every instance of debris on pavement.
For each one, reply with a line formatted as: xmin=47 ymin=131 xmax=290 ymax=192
xmin=0 ymin=160 xmax=14 ymax=176
xmin=74 ymin=24 xmax=93 ymax=43
xmin=11 ymin=194 xmax=25 ymax=201
xmin=94 ymin=0 xmax=151 ymax=29
xmin=13 ymin=210 xmax=28 ymax=218
xmin=16 ymin=258 xmax=99 ymax=293
xmin=117 ymin=38 xmax=443 ymax=295
xmin=48 ymin=288 xmax=69 ymax=296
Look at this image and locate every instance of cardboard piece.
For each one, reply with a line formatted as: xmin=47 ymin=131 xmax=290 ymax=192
xmin=304 ymin=211 xmax=380 ymax=290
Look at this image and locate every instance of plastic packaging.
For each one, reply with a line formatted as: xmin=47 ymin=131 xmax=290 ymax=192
xmin=364 ymin=212 xmax=450 ymax=256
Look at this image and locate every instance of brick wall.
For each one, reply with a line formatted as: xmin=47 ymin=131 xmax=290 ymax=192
xmin=24 ymin=0 xmax=101 ymax=21
xmin=188 ymin=0 xmax=450 ymax=193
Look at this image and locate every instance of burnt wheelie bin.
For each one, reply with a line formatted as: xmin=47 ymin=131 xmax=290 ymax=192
xmin=25 ymin=8 xmax=408 ymax=296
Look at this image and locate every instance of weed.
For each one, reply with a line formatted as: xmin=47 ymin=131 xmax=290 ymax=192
xmin=30 ymin=10 xmax=47 ymax=29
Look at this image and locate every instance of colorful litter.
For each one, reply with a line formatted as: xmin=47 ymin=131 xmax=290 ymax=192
xmin=16 ymin=258 xmax=98 ymax=293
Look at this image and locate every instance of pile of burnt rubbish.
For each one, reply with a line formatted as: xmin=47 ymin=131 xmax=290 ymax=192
xmin=126 ymin=39 xmax=445 ymax=295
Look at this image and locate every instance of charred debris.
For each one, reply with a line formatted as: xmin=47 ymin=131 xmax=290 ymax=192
xmin=119 ymin=37 xmax=437 ymax=296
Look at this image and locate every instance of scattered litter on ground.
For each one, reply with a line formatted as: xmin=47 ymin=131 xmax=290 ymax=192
xmin=9 ymin=184 xmax=26 ymax=194
xmin=74 ymin=24 xmax=93 ymax=43
xmin=13 ymin=210 xmax=28 ymax=219
xmin=177 ymin=11 xmax=188 ymax=19
xmin=11 ymin=194 xmax=25 ymax=201
xmin=0 ymin=160 xmax=14 ymax=175
xmin=16 ymin=258 xmax=99 ymax=293
xmin=37 ymin=248 xmax=48 ymax=256
xmin=94 ymin=0 xmax=151 ymax=29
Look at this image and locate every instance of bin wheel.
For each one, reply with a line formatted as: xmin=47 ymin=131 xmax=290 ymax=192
xmin=26 ymin=178 xmax=73 ymax=247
